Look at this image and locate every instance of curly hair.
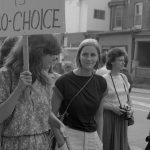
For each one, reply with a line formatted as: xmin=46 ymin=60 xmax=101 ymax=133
xmin=76 ymin=38 xmax=101 ymax=70
xmin=106 ymin=47 xmax=127 ymax=70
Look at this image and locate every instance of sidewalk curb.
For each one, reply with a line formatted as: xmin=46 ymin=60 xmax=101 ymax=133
xmin=132 ymin=88 xmax=150 ymax=94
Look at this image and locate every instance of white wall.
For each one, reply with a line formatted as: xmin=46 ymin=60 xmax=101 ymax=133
xmin=65 ymin=0 xmax=111 ymax=33
xmin=65 ymin=0 xmax=80 ymax=33
xmin=78 ymin=0 xmax=88 ymax=32
xmin=87 ymin=0 xmax=111 ymax=31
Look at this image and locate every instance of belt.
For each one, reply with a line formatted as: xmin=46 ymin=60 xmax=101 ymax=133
xmin=2 ymin=130 xmax=51 ymax=138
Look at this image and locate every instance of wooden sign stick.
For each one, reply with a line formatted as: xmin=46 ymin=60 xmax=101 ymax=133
xmin=23 ymin=35 xmax=29 ymax=71
xmin=22 ymin=35 xmax=30 ymax=104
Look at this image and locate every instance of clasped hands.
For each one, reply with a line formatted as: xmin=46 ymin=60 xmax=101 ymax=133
xmin=113 ymin=104 xmax=134 ymax=117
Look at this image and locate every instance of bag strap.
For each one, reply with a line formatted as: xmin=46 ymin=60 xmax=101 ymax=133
xmin=110 ymin=73 xmax=122 ymax=108
xmin=62 ymin=73 xmax=94 ymax=116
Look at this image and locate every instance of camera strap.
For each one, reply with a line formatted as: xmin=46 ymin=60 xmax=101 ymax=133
xmin=110 ymin=73 xmax=129 ymax=109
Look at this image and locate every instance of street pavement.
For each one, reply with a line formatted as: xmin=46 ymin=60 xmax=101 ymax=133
xmin=132 ymin=88 xmax=150 ymax=95
xmin=130 ymin=145 xmax=143 ymax=150
xmin=129 ymin=88 xmax=150 ymax=150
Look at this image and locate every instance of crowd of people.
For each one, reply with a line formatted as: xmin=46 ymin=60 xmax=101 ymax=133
xmin=0 ymin=34 xmax=147 ymax=150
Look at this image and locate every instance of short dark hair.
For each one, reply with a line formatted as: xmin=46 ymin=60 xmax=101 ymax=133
xmin=106 ymin=47 xmax=127 ymax=70
xmin=124 ymin=55 xmax=128 ymax=67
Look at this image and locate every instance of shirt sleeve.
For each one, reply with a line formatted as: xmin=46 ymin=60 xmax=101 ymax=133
xmin=0 ymin=70 xmax=11 ymax=104
xmin=53 ymin=86 xmax=64 ymax=100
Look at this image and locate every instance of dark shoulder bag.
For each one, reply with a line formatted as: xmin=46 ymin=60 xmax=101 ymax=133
xmin=147 ymin=111 xmax=150 ymax=120
xmin=145 ymin=135 xmax=150 ymax=150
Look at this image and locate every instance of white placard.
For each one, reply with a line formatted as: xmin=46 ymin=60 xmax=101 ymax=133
xmin=0 ymin=0 xmax=65 ymax=36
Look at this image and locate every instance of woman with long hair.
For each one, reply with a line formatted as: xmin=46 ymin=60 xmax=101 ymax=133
xmin=0 ymin=34 xmax=64 ymax=150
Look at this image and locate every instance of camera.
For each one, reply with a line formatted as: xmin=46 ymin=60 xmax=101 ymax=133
xmin=146 ymin=136 xmax=150 ymax=142
xmin=120 ymin=105 xmax=132 ymax=120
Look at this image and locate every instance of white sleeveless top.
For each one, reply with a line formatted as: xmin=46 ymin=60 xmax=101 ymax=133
xmin=103 ymin=73 xmax=130 ymax=107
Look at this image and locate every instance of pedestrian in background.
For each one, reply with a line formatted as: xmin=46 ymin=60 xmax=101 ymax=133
xmin=62 ymin=61 xmax=75 ymax=74
xmin=49 ymin=38 xmax=107 ymax=150
xmin=0 ymin=34 xmax=64 ymax=150
xmin=53 ymin=62 xmax=64 ymax=75
xmin=96 ymin=52 xmax=109 ymax=76
xmin=102 ymin=48 xmax=134 ymax=150
xmin=0 ymin=37 xmax=19 ymax=68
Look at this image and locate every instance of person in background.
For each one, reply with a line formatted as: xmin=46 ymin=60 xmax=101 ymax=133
xmin=0 ymin=34 xmax=64 ymax=150
xmin=102 ymin=48 xmax=134 ymax=150
xmin=53 ymin=62 xmax=64 ymax=75
xmin=120 ymin=55 xmax=133 ymax=93
xmin=96 ymin=52 xmax=109 ymax=76
xmin=49 ymin=38 xmax=107 ymax=150
xmin=62 ymin=61 xmax=75 ymax=74
xmin=0 ymin=37 xmax=19 ymax=68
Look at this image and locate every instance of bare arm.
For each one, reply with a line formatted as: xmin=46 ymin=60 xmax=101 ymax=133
xmin=95 ymin=96 xmax=105 ymax=141
xmin=49 ymin=86 xmax=66 ymax=147
xmin=95 ymin=89 xmax=108 ymax=141
xmin=121 ymin=73 xmax=133 ymax=107
xmin=0 ymin=71 xmax=32 ymax=123
xmin=127 ymin=93 xmax=133 ymax=107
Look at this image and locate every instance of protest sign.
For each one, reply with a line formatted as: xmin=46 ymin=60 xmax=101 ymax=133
xmin=0 ymin=0 xmax=65 ymax=71
xmin=0 ymin=0 xmax=65 ymax=36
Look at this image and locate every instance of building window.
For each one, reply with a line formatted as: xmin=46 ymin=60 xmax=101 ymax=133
xmin=127 ymin=0 xmax=130 ymax=4
xmin=134 ymin=2 xmax=143 ymax=28
xmin=114 ymin=6 xmax=123 ymax=29
xmin=94 ymin=9 xmax=105 ymax=20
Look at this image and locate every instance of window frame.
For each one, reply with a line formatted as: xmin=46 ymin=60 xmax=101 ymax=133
xmin=134 ymin=2 xmax=143 ymax=28
xmin=113 ymin=6 xmax=123 ymax=30
xmin=93 ymin=9 xmax=105 ymax=20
